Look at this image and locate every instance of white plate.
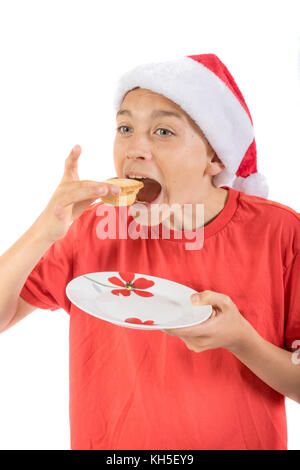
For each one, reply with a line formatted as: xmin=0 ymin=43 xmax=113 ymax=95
xmin=66 ymin=271 xmax=212 ymax=330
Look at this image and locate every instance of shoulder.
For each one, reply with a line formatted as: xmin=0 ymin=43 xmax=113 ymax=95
xmin=240 ymin=192 xmax=300 ymax=218
xmin=238 ymin=191 xmax=300 ymax=260
xmin=239 ymin=192 xmax=300 ymax=223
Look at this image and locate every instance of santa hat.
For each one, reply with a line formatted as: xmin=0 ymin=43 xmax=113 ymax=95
xmin=113 ymin=53 xmax=269 ymax=199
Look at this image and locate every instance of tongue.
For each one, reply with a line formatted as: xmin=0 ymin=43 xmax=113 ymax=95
xmin=135 ymin=178 xmax=162 ymax=203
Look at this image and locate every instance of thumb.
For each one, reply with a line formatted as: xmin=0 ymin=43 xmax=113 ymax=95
xmin=190 ymin=290 xmax=233 ymax=314
xmin=190 ymin=291 xmax=217 ymax=320
xmin=190 ymin=291 xmax=208 ymax=305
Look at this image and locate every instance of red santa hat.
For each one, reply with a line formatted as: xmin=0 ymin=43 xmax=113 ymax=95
xmin=113 ymin=53 xmax=269 ymax=198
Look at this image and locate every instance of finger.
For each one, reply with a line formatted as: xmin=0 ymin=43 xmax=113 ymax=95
xmin=191 ymin=290 xmax=233 ymax=311
xmin=161 ymin=329 xmax=175 ymax=336
xmin=96 ymin=182 xmax=121 ymax=196
xmin=58 ymin=181 xmax=122 ymax=207
xmin=71 ymin=196 xmax=102 ymax=220
xmin=62 ymin=145 xmax=82 ymax=183
xmin=55 ymin=195 xmax=100 ymax=222
xmin=162 ymin=310 xmax=217 ymax=338
xmin=180 ymin=337 xmax=211 ymax=353
xmin=58 ymin=183 xmax=109 ymax=207
xmin=163 ymin=325 xmax=210 ymax=337
xmin=67 ymin=180 xmax=121 ymax=196
xmin=107 ymin=184 xmax=121 ymax=195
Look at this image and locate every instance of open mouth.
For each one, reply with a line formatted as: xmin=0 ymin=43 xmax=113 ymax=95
xmin=126 ymin=174 xmax=162 ymax=204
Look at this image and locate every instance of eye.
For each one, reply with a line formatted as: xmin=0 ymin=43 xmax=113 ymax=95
xmin=116 ymin=126 xmax=174 ymax=136
xmin=116 ymin=125 xmax=131 ymax=134
xmin=155 ymin=128 xmax=173 ymax=136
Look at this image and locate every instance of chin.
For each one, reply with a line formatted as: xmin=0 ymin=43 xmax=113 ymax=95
xmin=129 ymin=189 xmax=167 ymax=227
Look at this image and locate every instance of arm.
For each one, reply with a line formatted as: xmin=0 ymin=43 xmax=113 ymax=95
xmin=0 ymin=220 xmax=54 ymax=332
xmin=163 ymin=290 xmax=300 ymax=404
xmin=228 ymin=324 xmax=300 ymax=404
xmin=0 ymin=145 xmax=120 ymax=332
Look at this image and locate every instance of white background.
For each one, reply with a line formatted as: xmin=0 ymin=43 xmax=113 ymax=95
xmin=0 ymin=0 xmax=299 ymax=450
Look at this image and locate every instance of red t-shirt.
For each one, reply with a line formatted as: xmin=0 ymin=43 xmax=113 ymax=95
xmin=20 ymin=186 xmax=300 ymax=450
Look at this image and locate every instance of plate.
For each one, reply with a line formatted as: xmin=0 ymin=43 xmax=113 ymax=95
xmin=66 ymin=271 xmax=212 ymax=330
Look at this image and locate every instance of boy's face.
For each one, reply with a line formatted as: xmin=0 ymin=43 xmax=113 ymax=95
xmin=113 ymin=87 xmax=224 ymax=206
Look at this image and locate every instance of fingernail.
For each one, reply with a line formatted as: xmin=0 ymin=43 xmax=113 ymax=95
xmin=191 ymin=293 xmax=199 ymax=302
xmin=111 ymin=186 xmax=121 ymax=195
xmin=98 ymin=186 xmax=107 ymax=195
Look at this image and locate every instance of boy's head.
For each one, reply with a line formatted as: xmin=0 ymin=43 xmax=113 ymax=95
xmin=114 ymin=86 xmax=225 ymax=206
xmin=113 ymin=54 xmax=269 ymax=200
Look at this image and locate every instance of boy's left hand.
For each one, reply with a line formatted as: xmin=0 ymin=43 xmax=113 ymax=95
xmin=163 ymin=290 xmax=253 ymax=354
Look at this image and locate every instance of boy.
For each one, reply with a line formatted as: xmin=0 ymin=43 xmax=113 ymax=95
xmin=0 ymin=53 xmax=299 ymax=450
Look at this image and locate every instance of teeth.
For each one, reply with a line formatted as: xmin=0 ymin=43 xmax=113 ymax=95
xmin=127 ymin=174 xmax=146 ymax=180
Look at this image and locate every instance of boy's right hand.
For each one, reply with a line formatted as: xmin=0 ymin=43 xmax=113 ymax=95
xmin=35 ymin=145 xmax=120 ymax=243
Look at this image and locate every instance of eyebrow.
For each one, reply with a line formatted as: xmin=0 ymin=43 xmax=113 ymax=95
xmin=116 ymin=109 xmax=183 ymax=120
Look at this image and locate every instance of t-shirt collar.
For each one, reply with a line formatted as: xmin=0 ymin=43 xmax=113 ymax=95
xmin=128 ymin=186 xmax=240 ymax=241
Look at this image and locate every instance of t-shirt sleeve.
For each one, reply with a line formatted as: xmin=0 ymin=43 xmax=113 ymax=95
xmin=19 ymin=218 xmax=79 ymax=313
xmin=283 ymin=250 xmax=300 ymax=350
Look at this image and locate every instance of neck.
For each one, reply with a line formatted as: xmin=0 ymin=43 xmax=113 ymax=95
xmin=163 ymin=185 xmax=229 ymax=231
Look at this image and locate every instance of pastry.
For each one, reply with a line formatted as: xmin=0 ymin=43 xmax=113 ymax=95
xmin=101 ymin=177 xmax=144 ymax=206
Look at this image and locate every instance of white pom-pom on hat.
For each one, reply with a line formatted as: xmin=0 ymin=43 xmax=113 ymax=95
xmin=232 ymin=172 xmax=269 ymax=198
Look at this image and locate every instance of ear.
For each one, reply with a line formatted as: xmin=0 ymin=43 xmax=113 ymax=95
xmin=204 ymin=152 xmax=225 ymax=176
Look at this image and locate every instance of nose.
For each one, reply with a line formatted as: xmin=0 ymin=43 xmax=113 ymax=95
xmin=126 ymin=150 xmax=152 ymax=161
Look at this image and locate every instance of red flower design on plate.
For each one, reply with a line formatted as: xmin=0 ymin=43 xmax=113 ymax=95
xmin=108 ymin=272 xmax=154 ymax=297
xmin=125 ymin=317 xmax=155 ymax=325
